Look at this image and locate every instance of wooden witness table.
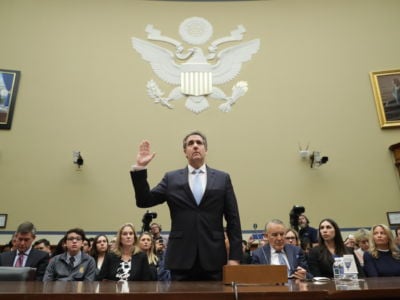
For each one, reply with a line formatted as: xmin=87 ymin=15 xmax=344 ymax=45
xmin=0 ymin=278 xmax=399 ymax=300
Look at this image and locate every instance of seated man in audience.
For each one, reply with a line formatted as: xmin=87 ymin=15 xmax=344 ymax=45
xmin=43 ymin=228 xmax=96 ymax=281
xmin=33 ymin=239 xmax=52 ymax=256
xmin=0 ymin=221 xmax=49 ymax=280
xmin=150 ymin=223 xmax=168 ymax=247
xmin=251 ymin=219 xmax=312 ymax=280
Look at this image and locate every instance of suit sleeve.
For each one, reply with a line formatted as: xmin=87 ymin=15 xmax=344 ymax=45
xmin=363 ymin=251 xmax=378 ymax=277
xmin=132 ymin=252 xmax=153 ymax=281
xmin=84 ymin=257 xmax=96 ymax=281
xmin=307 ymin=248 xmax=323 ymax=277
xmin=42 ymin=258 xmax=56 ymax=282
xmin=34 ymin=252 xmax=49 ymax=281
xmin=223 ymin=174 xmax=242 ymax=262
xmin=130 ymin=170 xmax=167 ymax=208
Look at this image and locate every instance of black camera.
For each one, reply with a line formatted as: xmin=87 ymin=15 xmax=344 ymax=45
xmin=289 ymin=205 xmax=305 ymax=230
xmin=141 ymin=210 xmax=157 ymax=232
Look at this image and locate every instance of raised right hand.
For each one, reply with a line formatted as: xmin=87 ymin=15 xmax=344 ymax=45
xmin=136 ymin=140 xmax=156 ymax=167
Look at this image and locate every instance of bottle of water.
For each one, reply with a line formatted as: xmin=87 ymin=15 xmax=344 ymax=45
xmin=333 ymin=257 xmax=344 ymax=280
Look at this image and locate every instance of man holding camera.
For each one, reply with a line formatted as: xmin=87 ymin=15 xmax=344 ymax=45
xmin=298 ymin=214 xmax=318 ymax=249
xmin=130 ymin=131 xmax=242 ymax=281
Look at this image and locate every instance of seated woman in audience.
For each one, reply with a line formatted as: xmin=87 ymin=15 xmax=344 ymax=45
xmin=90 ymin=234 xmax=110 ymax=280
xmin=307 ymin=218 xmax=363 ymax=278
xmin=353 ymin=228 xmax=370 ymax=267
xmin=98 ymin=223 xmax=152 ymax=281
xmin=363 ymin=224 xmax=400 ymax=277
xmin=138 ymin=232 xmax=158 ymax=280
xmin=285 ymin=229 xmax=300 ymax=247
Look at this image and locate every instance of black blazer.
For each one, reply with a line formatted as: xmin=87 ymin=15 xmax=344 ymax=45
xmin=131 ymin=166 xmax=242 ymax=272
xmin=307 ymin=245 xmax=364 ymax=278
xmin=98 ymin=252 xmax=152 ymax=281
xmin=0 ymin=249 xmax=49 ymax=281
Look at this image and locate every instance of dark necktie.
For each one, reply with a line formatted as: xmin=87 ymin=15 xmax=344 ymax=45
xmin=15 ymin=252 xmax=25 ymax=267
xmin=69 ymin=256 xmax=75 ymax=269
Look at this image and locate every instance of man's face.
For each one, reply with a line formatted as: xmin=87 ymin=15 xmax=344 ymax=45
xmin=15 ymin=233 xmax=35 ymax=253
xmin=184 ymin=135 xmax=207 ymax=167
xmin=34 ymin=242 xmax=51 ymax=254
xmin=266 ymin=223 xmax=286 ymax=252
xmin=65 ymin=233 xmax=83 ymax=255
xmin=150 ymin=225 xmax=160 ymax=235
xmin=298 ymin=215 xmax=307 ymax=228
xmin=82 ymin=240 xmax=90 ymax=253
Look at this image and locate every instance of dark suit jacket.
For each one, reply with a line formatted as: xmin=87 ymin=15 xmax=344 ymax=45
xmin=251 ymin=244 xmax=312 ymax=278
xmin=98 ymin=252 xmax=152 ymax=281
xmin=130 ymin=166 xmax=242 ymax=272
xmin=0 ymin=249 xmax=49 ymax=280
xmin=308 ymin=245 xmax=365 ymax=278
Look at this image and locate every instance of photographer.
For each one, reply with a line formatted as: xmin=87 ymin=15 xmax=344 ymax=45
xmin=298 ymin=214 xmax=318 ymax=250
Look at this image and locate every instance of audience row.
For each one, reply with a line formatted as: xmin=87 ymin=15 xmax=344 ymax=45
xmin=1 ymin=216 xmax=400 ymax=281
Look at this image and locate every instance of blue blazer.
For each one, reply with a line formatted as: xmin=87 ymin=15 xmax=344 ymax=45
xmin=251 ymin=244 xmax=312 ymax=279
xmin=131 ymin=166 xmax=242 ymax=272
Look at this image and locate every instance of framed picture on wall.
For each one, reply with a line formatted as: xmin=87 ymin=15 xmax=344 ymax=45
xmin=370 ymin=69 xmax=400 ymax=128
xmin=0 ymin=69 xmax=21 ymax=130
xmin=386 ymin=211 xmax=400 ymax=226
xmin=0 ymin=214 xmax=7 ymax=228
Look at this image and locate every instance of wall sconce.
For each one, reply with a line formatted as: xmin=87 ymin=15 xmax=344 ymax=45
xmin=389 ymin=142 xmax=400 ymax=176
xmin=299 ymin=143 xmax=328 ymax=168
xmin=73 ymin=151 xmax=84 ymax=168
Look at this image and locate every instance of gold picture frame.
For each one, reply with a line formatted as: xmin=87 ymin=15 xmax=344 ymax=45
xmin=0 ymin=69 xmax=20 ymax=130
xmin=370 ymin=69 xmax=400 ymax=128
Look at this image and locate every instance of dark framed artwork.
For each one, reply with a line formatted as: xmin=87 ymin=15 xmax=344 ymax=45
xmin=0 ymin=214 xmax=7 ymax=228
xmin=387 ymin=211 xmax=400 ymax=226
xmin=0 ymin=69 xmax=21 ymax=129
xmin=370 ymin=69 xmax=400 ymax=128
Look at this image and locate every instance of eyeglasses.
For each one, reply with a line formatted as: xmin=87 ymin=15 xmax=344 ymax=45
xmin=66 ymin=237 xmax=82 ymax=242
xmin=285 ymin=237 xmax=297 ymax=240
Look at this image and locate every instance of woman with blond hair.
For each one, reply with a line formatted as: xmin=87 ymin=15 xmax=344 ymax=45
xmin=98 ymin=223 xmax=152 ymax=281
xmin=138 ymin=232 xmax=158 ymax=280
xmin=363 ymin=224 xmax=400 ymax=277
xmin=284 ymin=229 xmax=300 ymax=247
xmin=353 ymin=228 xmax=370 ymax=267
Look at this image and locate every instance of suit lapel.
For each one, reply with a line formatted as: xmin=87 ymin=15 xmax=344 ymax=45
xmin=201 ymin=166 xmax=215 ymax=203
xmin=284 ymin=245 xmax=294 ymax=272
xmin=261 ymin=245 xmax=272 ymax=265
xmin=180 ymin=167 xmax=198 ymax=206
xmin=2 ymin=251 xmax=17 ymax=266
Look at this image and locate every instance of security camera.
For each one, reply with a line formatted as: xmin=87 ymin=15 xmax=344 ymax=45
xmin=73 ymin=151 xmax=84 ymax=168
xmin=310 ymin=151 xmax=328 ymax=168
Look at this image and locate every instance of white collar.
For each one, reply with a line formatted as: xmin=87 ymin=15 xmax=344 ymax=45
xmin=188 ymin=165 xmax=206 ymax=174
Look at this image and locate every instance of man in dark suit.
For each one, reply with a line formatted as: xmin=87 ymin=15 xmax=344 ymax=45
xmin=251 ymin=219 xmax=312 ymax=280
xmin=0 ymin=222 xmax=49 ymax=280
xmin=130 ymin=131 xmax=242 ymax=281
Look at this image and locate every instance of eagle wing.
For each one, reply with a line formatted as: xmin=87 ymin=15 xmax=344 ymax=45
xmin=211 ymin=39 xmax=260 ymax=85
xmin=131 ymin=38 xmax=181 ymax=85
